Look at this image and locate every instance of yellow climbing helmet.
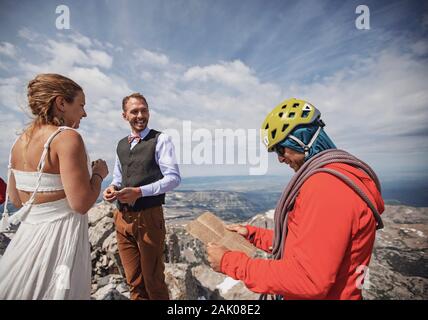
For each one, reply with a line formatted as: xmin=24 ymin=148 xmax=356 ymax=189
xmin=261 ymin=98 xmax=321 ymax=152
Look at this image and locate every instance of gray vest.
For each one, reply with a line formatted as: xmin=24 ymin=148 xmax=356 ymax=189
xmin=116 ymin=129 xmax=165 ymax=211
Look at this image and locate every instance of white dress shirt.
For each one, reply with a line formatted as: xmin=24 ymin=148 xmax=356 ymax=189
xmin=111 ymin=127 xmax=181 ymax=197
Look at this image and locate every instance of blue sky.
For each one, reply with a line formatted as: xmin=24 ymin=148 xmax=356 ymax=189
xmin=0 ymin=0 xmax=427 ymax=182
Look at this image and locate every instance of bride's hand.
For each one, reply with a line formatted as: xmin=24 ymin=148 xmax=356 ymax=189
xmin=92 ymin=159 xmax=108 ymax=179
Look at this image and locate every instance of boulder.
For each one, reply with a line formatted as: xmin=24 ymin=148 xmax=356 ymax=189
xmin=88 ymin=216 xmax=115 ymax=248
xmin=164 ymin=263 xmax=198 ymax=300
xmin=87 ymin=201 xmax=115 ymax=226
xmin=91 ymin=273 xmax=130 ymax=300
xmin=101 ymin=231 xmax=125 ymax=276
xmin=191 ymin=264 xmax=259 ymax=300
xmin=362 ymin=205 xmax=428 ymax=299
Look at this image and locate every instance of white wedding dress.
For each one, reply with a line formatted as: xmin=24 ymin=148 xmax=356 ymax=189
xmin=0 ymin=127 xmax=91 ymax=299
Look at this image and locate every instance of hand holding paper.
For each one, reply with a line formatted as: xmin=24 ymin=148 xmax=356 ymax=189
xmin=186 ymin=212 xmax=256 ymax=257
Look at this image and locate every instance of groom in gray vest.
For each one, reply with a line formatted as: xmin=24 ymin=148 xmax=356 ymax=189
xmin=103 ymin=93 xmax=181 ymax=300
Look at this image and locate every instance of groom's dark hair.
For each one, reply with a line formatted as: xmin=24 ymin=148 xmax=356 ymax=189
xmin=122 ymin=93 xmax=148 ymax=111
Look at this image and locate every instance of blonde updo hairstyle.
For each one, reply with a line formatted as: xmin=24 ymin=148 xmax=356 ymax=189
xmin=26 ymin=73 xmax=82 ymax=136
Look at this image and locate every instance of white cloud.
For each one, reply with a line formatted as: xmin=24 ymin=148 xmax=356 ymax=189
xmin=0 ymin=112 xmax=27 ymax=177
xmin=130 ymin=54 xmax=281 ymax=130
xmin=87 ymin=49 xmax=113 ymax=69
xmin=45 ymin=40 xmax=88 ymax=67
xmin=184 ymin=60 xmax=258 ymax=90
xmin=289 ymin=50 xmax=428 ymax=139
xmin=0 ymin=77 xmax=26 ymax=113
xmin=19 ymin=39 xmax=114 ymax=76
xmin=69 ymin=33 xmax=92 ymax=48
xmin=69 ymin=67 xmax=130 ymax=102
xmin=133 ymin=48 xmax=169 ymax=67
xmin=0 ymin=42 xmax=17 ymax=58
xmin=411 ymin=40 xmax=428 ymax=56
xmin=18 ymin=27 xmax=39 ymax=41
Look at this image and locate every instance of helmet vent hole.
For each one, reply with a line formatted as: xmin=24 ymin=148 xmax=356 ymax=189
xmin=271 ymin=129 xmax=277 ymax=139
xmin=265 ymin=124 xmax=269 ymax=129
xmin=292 ymin=103 xmax=299 ymax=108
xmin=302 ymin=110 xmax=310 ymax=118
xmin=281 ymin=105 xmax=287 ymax=109
xmin=278 ymin=112 xmax=284 ymax=118
xmin=288 ymin=112 xmax=295 ymax=118
xmin=282 ymin=124 xmax=289 ymax=132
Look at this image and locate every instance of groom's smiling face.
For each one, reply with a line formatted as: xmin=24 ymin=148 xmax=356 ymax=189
xmin=122 ymin=97 xmax=150 ymax=133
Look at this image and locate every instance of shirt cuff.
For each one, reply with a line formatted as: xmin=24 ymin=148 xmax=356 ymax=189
xmin=220 ymin=251 xmax=233 ymax=275
xmin=245 ymin=225 xmax=259 ymax=242
xmin=220 ymin=251 xmax=249 ymax=279
xmin=140 ymin=184 xmax=154 ymax=197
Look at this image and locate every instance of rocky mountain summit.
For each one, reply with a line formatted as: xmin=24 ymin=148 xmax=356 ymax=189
xmin=86 ymin=201 xmax=427 ymax=300
xmin=0 ymin=200 xmax=426 ymax=300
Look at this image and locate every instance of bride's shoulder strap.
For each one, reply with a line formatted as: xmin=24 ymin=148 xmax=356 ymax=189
xmin=44 ymin=126 xmax=82 ymax=147
xmin=47 ymin=126 xmax=80 ymax=143
xmin=54 ymin=126 xmax=83 ymax=143
xmin=37 ymin=126 xmax=80 ymax=171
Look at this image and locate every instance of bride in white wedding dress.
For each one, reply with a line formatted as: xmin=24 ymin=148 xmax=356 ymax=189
xmin=0 ymin=74 xmax=108 ymax=299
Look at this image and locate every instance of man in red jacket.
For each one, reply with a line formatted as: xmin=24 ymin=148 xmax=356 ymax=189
xmin=207 ymin=98 xmax=384 ymax=300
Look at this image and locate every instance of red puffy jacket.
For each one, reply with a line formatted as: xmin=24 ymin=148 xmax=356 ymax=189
xmin=220 ymin=163 xmax=384 ymax=300
xmin=0 ymin=178 xmax=6 ymax=205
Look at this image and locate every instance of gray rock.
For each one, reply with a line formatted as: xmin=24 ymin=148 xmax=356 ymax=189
xmin=164 ymin=263 xmax=198 ymax=300
xmin=246 ymin=210 xmax=275 ymax=230
xmin=191 ymin=264 xmax=259 ymax=300
xmin=89 ymin=206 xmax=120 ymax=280
xmin=165 ymin=231 xmax=181 ymax=263
xmin=91 ymin=274 xmax=130 ymax=300
xmin=92 ymin=285 xmax=129 ymax=300
xmin=88 ymin=216 xmax=115 ymax=248
xmin=362 ymin=205 xmax=428 ymax=299
xmin=87 ymin=201 xmax=115 ymax=226
xmin=101 ymin=231 xmax=125 ymax=277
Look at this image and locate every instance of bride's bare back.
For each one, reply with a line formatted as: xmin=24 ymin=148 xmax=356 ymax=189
xmin=11 ymin=125 xmax=68 ymax=205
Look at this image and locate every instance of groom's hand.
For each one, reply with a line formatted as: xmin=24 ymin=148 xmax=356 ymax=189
xmin=115 ymin=187 xmax=142 ymax=204
xmin=103 ymin=185 xmax=117 ymax=202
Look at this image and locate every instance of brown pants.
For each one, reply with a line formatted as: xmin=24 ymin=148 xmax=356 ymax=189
xmin=114 ymin=206 xmax=169 ymax=300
